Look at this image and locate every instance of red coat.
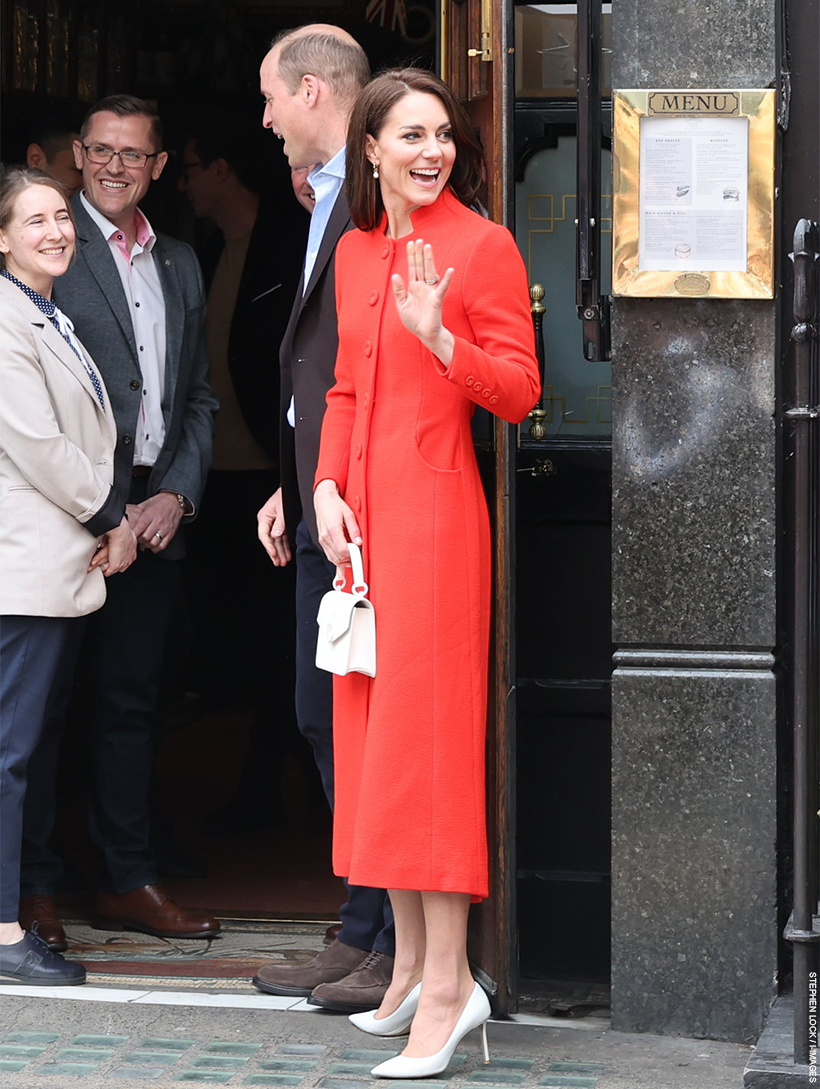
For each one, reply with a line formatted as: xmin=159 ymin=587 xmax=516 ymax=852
xmin=315 ymin=188 xmax=540 ymax=899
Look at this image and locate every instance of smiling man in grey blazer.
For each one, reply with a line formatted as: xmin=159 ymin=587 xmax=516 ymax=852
xmin=20 ymin=95 xmax=220 ymax=947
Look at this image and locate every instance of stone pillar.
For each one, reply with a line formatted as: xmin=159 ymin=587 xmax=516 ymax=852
xmin=610 ymin=0 xmax=779 ymax=1043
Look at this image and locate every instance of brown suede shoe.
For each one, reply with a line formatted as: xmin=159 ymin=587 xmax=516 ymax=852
xmin=308 ymin=950 xmax=394 ymax=1012
xmin=253 ymin=938 xmax=368 ymax=997
xmin=93 ymin=884 xmax=220 ymax=939
xmin=19 ymin=895 xmax=67 ymax=952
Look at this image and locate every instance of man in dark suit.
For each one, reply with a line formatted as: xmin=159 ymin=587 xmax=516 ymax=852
xmin=20 ymin=95 xmax=220 ymax=946
xmin=253 ymin=25 xmax=396 ymax=1013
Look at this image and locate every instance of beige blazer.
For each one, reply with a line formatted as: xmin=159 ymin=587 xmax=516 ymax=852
xmin=0 ymin=276 xmax=119 ymax=617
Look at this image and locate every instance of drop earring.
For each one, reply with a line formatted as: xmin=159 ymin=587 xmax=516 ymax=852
xmin=372 ymin=162 xmax=380 ymax=179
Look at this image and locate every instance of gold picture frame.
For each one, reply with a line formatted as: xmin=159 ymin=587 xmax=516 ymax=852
xmin=612 ymin=89 xmax=776 ymax=299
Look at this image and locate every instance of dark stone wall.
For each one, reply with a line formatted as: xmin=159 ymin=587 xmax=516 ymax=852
xmin=613 ymin=0 xmax=776 ymax=89
xmin=612 ymin=669 xmax=777 ymax=1042
xmin=610 ymin=0 xmax=779 ymax=1043
xmin=612 ymin=300 xmax=777 ymax=648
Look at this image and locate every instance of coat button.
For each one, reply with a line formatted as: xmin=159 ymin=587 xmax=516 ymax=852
xmin=129 ymin=379 xmax=140 ymax=390
xmin=465 ymin=376 xmax=475 ymax=387
xmin=381 ymin=245 xmax=390 ymax=259
xmin=482 ymin=388 xmax=491 ymax=398
xmin=473 ymin=381 xmax=483 ymax=393
xmin=489 ymin=395 xmax=499 ymax=405
xmin=369 ymin=291 xmax=379 ymax=305
xmin=364 ymin=340 xmax=372 ymax=356
xmin=353 ymin=496 xmax=362 ymax=511
xmin=123 ymin=434 xmax=133 ymax=445
xmin=363 ymin=393 xmax=369 ymax=409
xmin=355 ymin=444 xmax=363 ymax=459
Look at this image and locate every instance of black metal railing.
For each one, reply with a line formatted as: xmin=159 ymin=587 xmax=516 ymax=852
xmin=784 ymin=218 xmax=820 ymax=1065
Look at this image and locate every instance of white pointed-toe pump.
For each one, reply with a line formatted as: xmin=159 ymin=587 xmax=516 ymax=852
xmin=370 ymin=980 xmax=491 ymax=1079
xmin=349 ymin=982 xmax=422 ymax=1037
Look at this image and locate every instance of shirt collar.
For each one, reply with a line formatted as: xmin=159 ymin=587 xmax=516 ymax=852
xmin=309 ymin=146 xmax=347 ymax=186
xmin=1 ymin=267 xmax=56 ymax=317
xmin=80 ymin=190 xmax=157 ymax=252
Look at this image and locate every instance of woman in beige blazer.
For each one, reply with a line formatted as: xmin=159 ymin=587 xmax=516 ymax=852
xmin=0 ymin=167 xmax=136 ymax=985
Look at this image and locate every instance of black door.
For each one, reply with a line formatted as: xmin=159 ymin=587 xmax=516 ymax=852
xmin=512 ymin=0 xmax=613 ymax=1005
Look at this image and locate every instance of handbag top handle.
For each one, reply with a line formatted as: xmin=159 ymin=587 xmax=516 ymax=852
xmin=333 ymin=541 xmax=369 ymax=597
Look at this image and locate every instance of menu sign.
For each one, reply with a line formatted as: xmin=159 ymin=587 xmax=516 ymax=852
xmin=612 ymin=89 xmax=776 ymax=299
xmin=639 ymin=115 xmax=749 ymax=272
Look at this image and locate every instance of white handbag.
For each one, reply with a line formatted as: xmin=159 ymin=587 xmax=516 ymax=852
xmin=315 ymin=541 xmax=377 ymax=678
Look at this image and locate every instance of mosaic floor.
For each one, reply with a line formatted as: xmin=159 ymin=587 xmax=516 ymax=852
xmin=59 ymin=919 xmax=330 ymax=990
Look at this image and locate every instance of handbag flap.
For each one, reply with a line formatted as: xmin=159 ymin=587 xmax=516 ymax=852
xmin=317 ymin=589 xmax=358 ymax=643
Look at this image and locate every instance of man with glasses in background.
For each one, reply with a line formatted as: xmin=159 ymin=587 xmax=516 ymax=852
xmin=20 ymin=95 xmax=220 ymax=948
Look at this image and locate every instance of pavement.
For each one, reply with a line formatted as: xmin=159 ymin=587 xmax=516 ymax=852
xmin=0 ymin=986 xmax=752 ymax=1089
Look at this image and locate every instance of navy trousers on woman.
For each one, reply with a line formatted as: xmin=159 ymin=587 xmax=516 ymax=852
xmin=295 ymin=519 xmax=395 ymax=955
xmin=0 ymin=615 xmax=80 ymax=922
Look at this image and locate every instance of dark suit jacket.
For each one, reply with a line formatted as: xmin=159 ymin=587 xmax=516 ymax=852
xmin=54 ymin=194 xmax=219 ymax=560
xmin=279 ymin=190 xmax=354 ymax=545
xmin=201 ymin=200 xmax=308 ymax=465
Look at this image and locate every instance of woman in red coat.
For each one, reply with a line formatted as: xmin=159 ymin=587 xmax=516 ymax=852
xmin=314 ymin=69 xmax=540 ymax=1079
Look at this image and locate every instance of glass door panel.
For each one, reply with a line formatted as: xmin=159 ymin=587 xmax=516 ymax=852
xmin=515 ymin=2 xmax=612 ymax=98
xmin=516 ymin=138 xmax=612 ymax=439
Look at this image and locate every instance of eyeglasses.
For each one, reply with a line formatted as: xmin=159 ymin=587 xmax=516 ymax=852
xmin=81 ymin=144 xmax=160 ymax=169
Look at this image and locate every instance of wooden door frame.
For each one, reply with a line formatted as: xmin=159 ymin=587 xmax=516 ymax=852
xmin=441 ymin=0 xmax=518 ymax=1014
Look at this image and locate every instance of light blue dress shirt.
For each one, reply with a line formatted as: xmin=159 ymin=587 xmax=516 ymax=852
xmin=302 ymin=147 xmax=347 ymax=296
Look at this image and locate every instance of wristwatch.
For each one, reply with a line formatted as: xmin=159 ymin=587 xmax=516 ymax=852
xmin=161 ymin=490 xmax=193 ymax=515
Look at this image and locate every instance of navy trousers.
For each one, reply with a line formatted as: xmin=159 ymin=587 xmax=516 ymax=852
xmin=295 ymin=519 xmax=395 ymax=955
xmin=0 ymin=615 xmax=80 ymax=922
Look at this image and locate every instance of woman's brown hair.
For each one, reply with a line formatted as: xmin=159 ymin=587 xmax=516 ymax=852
xmin=345 ymin=68 xmax=486 ymax=232
xmin=0 ymin=166 xmax=74 ymax=271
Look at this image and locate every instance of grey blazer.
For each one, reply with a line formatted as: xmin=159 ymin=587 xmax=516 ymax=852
xmin=279 ymin=189 xmax=354 ymax=545
xmin=53 ymin=194 xmax=218 ymax=560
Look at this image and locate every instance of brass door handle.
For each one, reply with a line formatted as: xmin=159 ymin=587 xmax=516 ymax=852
xmin=527 ymin=284 xmax=547 ymax=439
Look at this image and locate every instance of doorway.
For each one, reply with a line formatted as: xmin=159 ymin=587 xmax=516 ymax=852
xmin=1 ymin=0 xmax=615 ymax=1003
xmin=0 ymin=0 xmax=437 ymax=948
xmin=512 ymin=1 xmax=613 ymax=1007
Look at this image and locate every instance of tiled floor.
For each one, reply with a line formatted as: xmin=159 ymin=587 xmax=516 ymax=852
xmin=0 ymin=1029 xmax=606 ymax=1086
xmin=0 ymin=989 xmax=752 ymax=1089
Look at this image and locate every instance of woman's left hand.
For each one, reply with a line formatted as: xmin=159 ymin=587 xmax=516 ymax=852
xmin=391 ymin=240 xmax=455 ymax=366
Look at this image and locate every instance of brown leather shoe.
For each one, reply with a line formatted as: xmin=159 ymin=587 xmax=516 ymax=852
xmin=308 ymin=950 xmax=394 ymax=1012
xmin=253 ymin=938 xmax=368 ymax=997
xmin=93 ymin=884 xmax=220 ymax=939
xmin=19 ymin=896 xmax=67 ymax=952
